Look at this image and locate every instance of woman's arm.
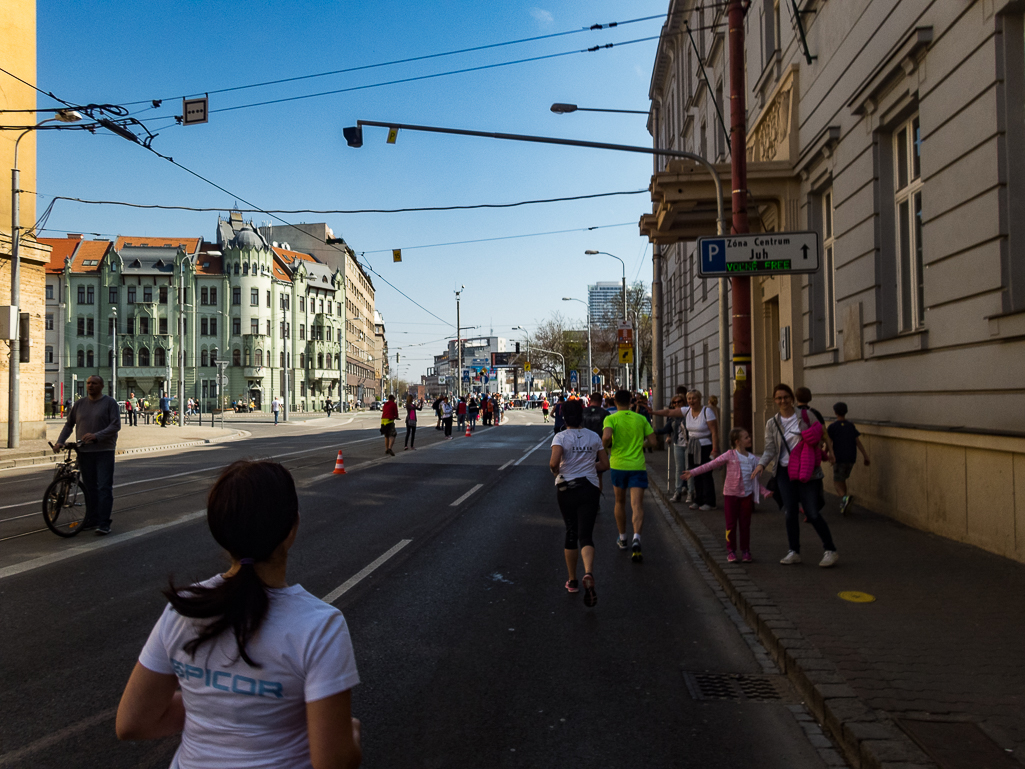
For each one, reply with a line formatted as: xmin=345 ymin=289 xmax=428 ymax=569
xmin=596 ymin=448 xmax=610 ymax=473
xmin=307 ymin=689 xmax=362 ymax=769
xmin=652 ymin=406 xmax=685 ymax=418
xmin=116 ymin=662 xmax=185 ymax=740
xmin=754 ymin=418 xmax=779 ymax=476
xmin=707 ymin=416 xmax=719 ymax=456
xmin=549 ymin=445 xmax=563 ymax=475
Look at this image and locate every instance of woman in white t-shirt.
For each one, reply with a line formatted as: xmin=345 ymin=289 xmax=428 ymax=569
xmin=116 ymin=460 xmax=362 ymax=769
xmin=549 ymin=400 xmax=610 ymax=608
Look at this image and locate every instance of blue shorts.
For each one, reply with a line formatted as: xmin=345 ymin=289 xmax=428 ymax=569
xmin=610 ymin=469 xmax=649 ymax=489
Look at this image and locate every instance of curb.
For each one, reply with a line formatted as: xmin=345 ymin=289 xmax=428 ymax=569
xmin=646 ymin=467 xmax=936 ymax=769
xmin=0 ymin=431 xmax=250 ymax=468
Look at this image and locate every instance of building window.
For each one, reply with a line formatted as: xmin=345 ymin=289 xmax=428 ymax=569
xmin=266 ymin=320 xmax=271 ymax=336
xmin=251 ymin=318 xmax=259 ymax=335
xmin=46 ymin=284 xmax=54 ymax=300
xmin=127 ymin=287 xmax=136 ymax=304
xmin=232 ymin=348 xmax=241 ymax=366
xmin=250 ymin=288 xmax=259 ymax=306
xmin=123 ymin=348 xmax=134 ymax=366
xmin=45 ymin=314 xmax=53 ymax=331
xmin=155 ymin=347 xmax=166 ymax=366
xmin=139 ymin=348 xmax=150 ymax=366
xmin=77 ymin=350 xmax=84 ymax=367
xmin=318 ymin=352 xmax=324 ymax=368
xmin=139 ymin=317 xmax=149 ymax=335
xmin=126 ymin=317 xmax=134 ymax=335
xmin=109 ymin=287 xmax=118 ymax=303
xmin=895 ymin=115 xmax=924 ymax=331
xmin=233 ymin=287 xmax=241 ymax=305
xmin=300 ymin=352 xmax=305 ymax=369
xmin=87 ymin=349 xmax=94 ymax=367
xmin=201 ymin=318 xmax=209 ymax=336
xmin=232 ymin=317 xmax=241 ymax=335
xmin=210 ymin=317 xmax=217 ymax=336
xmin=266 ymin=290 xmax=271 ymax=308
xmin=326 ymin=326 xmax=332 ymax=342
xmin=280 ymin=351 xmax=285 ymax=368
xmin=143 ymin=286 xmax=152 ymax=302
xmin=243 ymin=262 xmax=249 ymax=275
xmin=245 ymin=348 xmax=251 ymax=366
xmin=822 ymin=189 xmax=837 ymax=348
xmin=201 ymin=287 xmax=208 ymax=305
xmin=299 ymin=323 xmax=305 ymax=340
xmin=256 ymin=349 xmax=263 ymax=367
xmin=234 ymin=262 xmax=240 ymax=275
xmin=87 ymin=286 xmax=94 ymax=304
xmin=299 ymin=297 xmax=305 ymax=311
xmin=159 ymin=286 xmax=168 ymax=304
xmin=201 ymin=349 xmax=209 ymax=367
xmin=87 ymin=318 xmax=94 ymax=336
xmin=77 ymin=286 xmax=85 ymax=304
xmin=46 ymin=345 xmax=53 ymax=363
xmin=280 ymin=321 xmax=285 ymax=339
xmin=159 ymin=318 xmax=168 ymax=335
xmin=210 ymin=287 xmax=217 ymax=305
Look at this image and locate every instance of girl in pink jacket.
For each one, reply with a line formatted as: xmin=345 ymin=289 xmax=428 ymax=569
xmin=684 ymin=428 xmax=772 ymax=563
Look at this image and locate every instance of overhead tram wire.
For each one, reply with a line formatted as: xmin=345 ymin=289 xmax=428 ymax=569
xmin=115 ymin=14 xmax=666 ymax=108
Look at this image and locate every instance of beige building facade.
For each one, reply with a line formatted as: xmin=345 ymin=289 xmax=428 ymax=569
xmin=644 ymin=0 xmax=1025 ymax=562
xmin=0 ymin=0 xmax=50 ymax=442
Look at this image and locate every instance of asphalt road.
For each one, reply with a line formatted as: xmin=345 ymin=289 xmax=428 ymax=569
xmin=0 ymin=410 xmax=839 ymax=768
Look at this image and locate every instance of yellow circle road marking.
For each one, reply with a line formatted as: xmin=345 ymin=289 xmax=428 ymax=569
xmin=838 ymin=591 xmax=876 ymax=603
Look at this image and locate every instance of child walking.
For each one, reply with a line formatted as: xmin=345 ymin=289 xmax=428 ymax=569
xmin=826 ymin=402 xmax=871 ymax=514
xmin=683 ymin=428 xmax=772 ymax=563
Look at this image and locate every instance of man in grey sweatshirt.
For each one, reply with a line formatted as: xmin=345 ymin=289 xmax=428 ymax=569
xmin=54 ymin=375 xmax=121 ymax=535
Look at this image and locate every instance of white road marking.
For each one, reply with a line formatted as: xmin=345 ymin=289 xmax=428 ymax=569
xmin=514 ymin=435 xmax=552 ymax=466
xmin=498 ymin=459 xmax=515 ymax=471
xmin=0 ymin=707 xmax=117 ymax=768
xmin=450 ymin=483 xmax=483 ymax=507
xmin=0 ymin=509 xmax=207 ymax=581
xmin=321 ymin=539 xmax=412 ymax=604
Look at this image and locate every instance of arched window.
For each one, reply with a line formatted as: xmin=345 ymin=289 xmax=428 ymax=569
xmin=255 ymin=349 xmax=263 ymax=367
xmin=280 ymin=351 xmax=285 ymax=368
xmin=234 ymin=262 xmax=240 ymax=275
xmin=87 ymin=349 xmax=94 ymax=367
xmin=201 ymin=287 xmax=208 ymax=305
xmin=77 ymin=350 xmax=84 ymax=367
xmin=138 ymin=348 xmax=150 ymax=366
xmin=318 ymin=352 xmax=324 ymax=369
xmin=232 ymin=348 xmax=241 ymax=366
xmin=155 ymin=347 xmax=166 ymax=366
xmin=123 ymin=348 xmax=134 ymax=366
xmin=201 ymin=349 xmax=208 ymax=367
xmin=299 ymin=352 xmax=305 ymax=369
xmin=251 ymin=262 xmax=257 ymax=274
xmin=242 ymin=262 xmax=249 ymax=275
xmin=245 ymin=348 xmax=251 ymax=366
xmin=211 ymin=347 xmax=218 ymax=364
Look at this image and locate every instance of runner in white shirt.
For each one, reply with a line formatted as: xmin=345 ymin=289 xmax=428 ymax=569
xmin=117 ymin=460 xmax=362 ymax=769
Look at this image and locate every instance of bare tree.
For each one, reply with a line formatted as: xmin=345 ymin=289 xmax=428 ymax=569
xmin=590 ymin=282 xmax=653 ymax=390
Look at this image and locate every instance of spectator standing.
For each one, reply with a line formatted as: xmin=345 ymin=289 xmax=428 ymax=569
xmin=325 ymin=398 xmax=333 ymax=417
xmin=752 ymin=383 xmax=839 ymax=567
xmin=404 ymin=396 xmax=419 ymax=450
xmin=467 ymin=397 xmax=480 ymax=432
xmin=653 ymin=390 xmax=719 ymax=510
xmin=271 ymin=395 xmax=281 ymax=425
xmin=441 ymin=396 xmax=454 ymax=439
xmin=827 ymin=402 xmax=871 ymax=514
xmin=116 ymin=461 xmax=362 ymax=768
xmin=124 ymin=392 xmax=137 ymax=427
xmin=53 ymin=375 xmax=121 ymax=535
xmin=380 ymin=394 xmax=399 ymax=455
xmin=659 ymin=394 xmax=690 ymax=502
xmin=456 ymin=397 xmax=467 ymax=431
xmin=602 ymin=389 xmax=657 ymax=562
xmin=159 ymin=391 xmax=172 ymax=428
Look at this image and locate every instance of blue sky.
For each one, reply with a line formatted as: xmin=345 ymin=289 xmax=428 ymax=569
xmin=33 ymin=0 xmax=665 ymax=379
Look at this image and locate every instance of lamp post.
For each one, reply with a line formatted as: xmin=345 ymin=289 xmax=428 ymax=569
xmin=550 ymin=103 xmax=649 ymax=115
xmin=454 ymin=285 xmax=464 ymax=399
xmin=562 ymin=297 xmax=591 ymax=395
xmin=584 ymin=250 xmax=628 ymax=389
xmin=110 ymin=307 xmax=117 ymax=404
xmin=9 ymin=109 xmax=82 ymax=447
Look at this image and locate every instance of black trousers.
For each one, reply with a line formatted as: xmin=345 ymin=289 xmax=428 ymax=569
xmin=443 ymin=417 xmax=452 ymax=436
xmin=78 ymin=450 xmax=115 ymax=527
xmin=405 ymin=424 xmax=417 ymax=447
xmin=556 ymin=481 xmax=601 ymax=550
xmin=692 ymin=444 xmax=717 ymax=507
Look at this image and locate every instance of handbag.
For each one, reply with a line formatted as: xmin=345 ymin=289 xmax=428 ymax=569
xmin=764 ymin=417 xmax=791 ymax=509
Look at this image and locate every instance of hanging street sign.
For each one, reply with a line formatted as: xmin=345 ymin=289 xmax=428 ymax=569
xmin=697 ymin=232 xmax=820 ymax=277
xmin=524 ymin=361 xmax=532 ymax=372
xmin=182 ymin=96 xmax=209 ymax=126
xmin=617 ymin=321 xmax=634 ymax=346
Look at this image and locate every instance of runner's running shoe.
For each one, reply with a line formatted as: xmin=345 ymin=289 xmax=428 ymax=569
xmin=582 ymin=573 xmax=597 ymax=607
xmin=565 ymin=580 xmax=579 ymax=594
xmin=631 ymin=541 xmax=643 ymax=563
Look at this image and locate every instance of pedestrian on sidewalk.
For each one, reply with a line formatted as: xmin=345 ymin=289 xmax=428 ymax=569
xmin=542 ymin=397 xmax=550 ymax=422
xmin=653 ymin=390 xmax=719 ymax=510
xmin=159 ymin=391 xmax=171 ymax=428
xmin=441 ymin=396 xmax=454 ymax=439
xmin=456 ymin=396 xmax=467 ymax=431
xmin=271 ymin=395 xmax=281 ymax=425
xmin=53 ymin=375 xmax=120 ymax=535
xmin=796 ymin=387 xmax=834 ymax=464
xmin=684 ymin=428 xmax=773 ymax=563
xmin=658 ymin=394 xmax=689 ymax=502
xmin=492 ymin=395 xmax=502 ymax=426
xmin=124 ymin=392 xmax=137 ymax=427
xmin=467 ymin=396 xmax=479 ymax=431
xmin=404 ymin=395 xmax=419 ymax=450
xmin=550 ymin=399 xmax=609 ymax=607
xmin=380 ymin=394 xmax=398 ymax=455
xmin=602 ymin=389 xmax=657 ymax=563
xmin=116 ymin=460 xmax=362 ymax=768
xmin=752 ymin=383 xmax=839 ymax=568
xmin=827 ymin=402 xmax=871 ymax=514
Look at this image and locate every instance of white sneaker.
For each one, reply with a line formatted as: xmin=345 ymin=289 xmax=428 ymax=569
xmin=699 ymin=504 xmax=715 ymax=511
xmin=819 ymin=551 xmax=839 ymax=568
xmin=779 ymin=551 xmax=802 ymax=565
xmin=670 ymin=492 xmax=681 ymax=502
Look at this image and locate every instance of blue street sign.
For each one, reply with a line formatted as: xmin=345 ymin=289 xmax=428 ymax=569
xmin=569 ymin=370 xmax=579 ymax=387
xmin=592 ymin=375 xmax=600 ymax=386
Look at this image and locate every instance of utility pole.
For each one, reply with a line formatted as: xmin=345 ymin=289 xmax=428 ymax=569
xmin=178 ymin=260 xmax=186 ymax=426
xmin=729 ymin=0 xmax=752 ymax=432
xmin=110 ymin=307 xmax=117 ymax=403
xmin=455 ymin=286 xmax=464 ymax=399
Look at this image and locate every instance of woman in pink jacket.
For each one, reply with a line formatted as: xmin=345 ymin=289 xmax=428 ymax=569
xmin=684 ymin=428 xmax=772 ymax=563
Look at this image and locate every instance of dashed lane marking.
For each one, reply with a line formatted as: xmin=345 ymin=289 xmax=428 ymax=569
xmin=513 ymin=436 xmax=551 ymax=466
xmin=322 ymin=539 xmax=412 ymax=604
xmin=450 ymin=484 xmax=484 ymax=507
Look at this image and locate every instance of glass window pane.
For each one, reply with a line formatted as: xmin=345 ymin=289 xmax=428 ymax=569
xmin=914 ymin=192 xmax=924 ymax=324
xmin=899 ymin=200 xmax=912 ymax=331
xmin=912 ymin=117 xmax=921 ymax=181
xmin=897 ymin=127 xmax=909 ymax=190
xmin=824 ymin=192 xmax=832 ymax=239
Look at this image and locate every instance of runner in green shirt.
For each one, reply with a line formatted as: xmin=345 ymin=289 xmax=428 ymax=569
xmin=602 ymin=390 xmax=656 ymax=562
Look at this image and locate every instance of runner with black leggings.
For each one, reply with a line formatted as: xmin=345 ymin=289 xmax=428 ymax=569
xmin=549 ymin=399 xmax=610 ymax=607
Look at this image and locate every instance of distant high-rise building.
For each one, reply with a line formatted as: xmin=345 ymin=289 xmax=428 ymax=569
xmin=588 ymin=282 xmax=624 ymax=323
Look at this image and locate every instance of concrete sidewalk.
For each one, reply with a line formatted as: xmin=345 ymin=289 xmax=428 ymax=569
xmin=0 ymin=423 xmax=247 ymax=468
xmin=646 ymin=450 xmax=1024 ymax=769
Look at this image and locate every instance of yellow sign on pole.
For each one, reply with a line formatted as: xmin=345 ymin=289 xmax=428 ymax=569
xmin=524 ymin=362 xmax=532 ymax=372
xmin=618 ymin=346 xmax=634 ymax=364
xmin=387 ymin=127 xmax=399 ymax=144
xmin=392 ymin=249 xmax=402 ymax=262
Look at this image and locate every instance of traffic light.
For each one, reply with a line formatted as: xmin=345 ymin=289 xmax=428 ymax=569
xmin=515 ymin=342 xmax=520 ymax=353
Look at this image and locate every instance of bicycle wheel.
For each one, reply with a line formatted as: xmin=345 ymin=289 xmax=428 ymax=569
xmin=42 ymin=474 xmax=85 ymax=537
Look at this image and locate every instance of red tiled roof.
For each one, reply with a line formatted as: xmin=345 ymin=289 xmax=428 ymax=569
xmin=114 ymin=236 xmax=202 ymax=254
xmin=271 ymin=254 xmax=293 ymax=282
xmin=271 ymin=246 xmax=317 ymax=264
xmin=38 ymin=237 xmax=80 ymax=273
xmin=195 ymin=254 xmax=223 ymax=276
xmin=68 ymin=240 xmax=111 ymax=273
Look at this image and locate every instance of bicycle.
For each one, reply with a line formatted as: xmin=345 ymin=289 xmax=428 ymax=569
xmin=154 ymin=409 xmax=188 ymax=427
xmin=43 ymin=441 xmax=86 ymax=537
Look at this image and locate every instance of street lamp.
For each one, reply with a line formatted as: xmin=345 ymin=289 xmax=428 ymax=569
xmin=585 ymin=249 xmax=629 ymax=390
xmin=454 ymin=286 xmax=464 ymax=398
xmin=550 ymin=103 xmax=649 ymax=115
xmin=9 ymin=109 xmax=82 ymax=447
xmin=562 ymin=297 xmax=591 ymax=395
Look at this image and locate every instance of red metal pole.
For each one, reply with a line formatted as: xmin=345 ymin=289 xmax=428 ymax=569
xmin=728 ymin=0 xmax=752 ymax=433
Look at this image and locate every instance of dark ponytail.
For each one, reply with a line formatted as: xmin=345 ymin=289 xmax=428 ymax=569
xmin=164 ymin=460 xmax=299 ymax=667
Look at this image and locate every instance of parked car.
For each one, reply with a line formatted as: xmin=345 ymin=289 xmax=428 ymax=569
xmin=370 ymin=401 xmax=382 ymax=410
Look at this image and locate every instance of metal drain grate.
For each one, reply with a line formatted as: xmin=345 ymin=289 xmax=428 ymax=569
xmin=682 ymin=671 xmax=791 ymax=702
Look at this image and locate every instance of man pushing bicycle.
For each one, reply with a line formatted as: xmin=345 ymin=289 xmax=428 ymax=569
xmin=54 ymin=375 xmax=120 ymax=535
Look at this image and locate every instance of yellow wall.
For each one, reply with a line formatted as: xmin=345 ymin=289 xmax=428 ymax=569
xmin=0 ymin=0 xmax=48 ymax=441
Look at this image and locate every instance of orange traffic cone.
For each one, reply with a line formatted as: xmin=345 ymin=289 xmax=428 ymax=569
xmin=465 ymin=423 xmax=472 ymax=437
xmin=333 ymin=450 xmax=346 ymax=474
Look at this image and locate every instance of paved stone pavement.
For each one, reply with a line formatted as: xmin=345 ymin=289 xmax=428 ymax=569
xmin=646 ymin=449 xmax=1025 ymax=769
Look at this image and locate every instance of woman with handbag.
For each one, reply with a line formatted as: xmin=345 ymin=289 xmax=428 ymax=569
xmin=751 ymin=383 xmax=839 ymax=568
